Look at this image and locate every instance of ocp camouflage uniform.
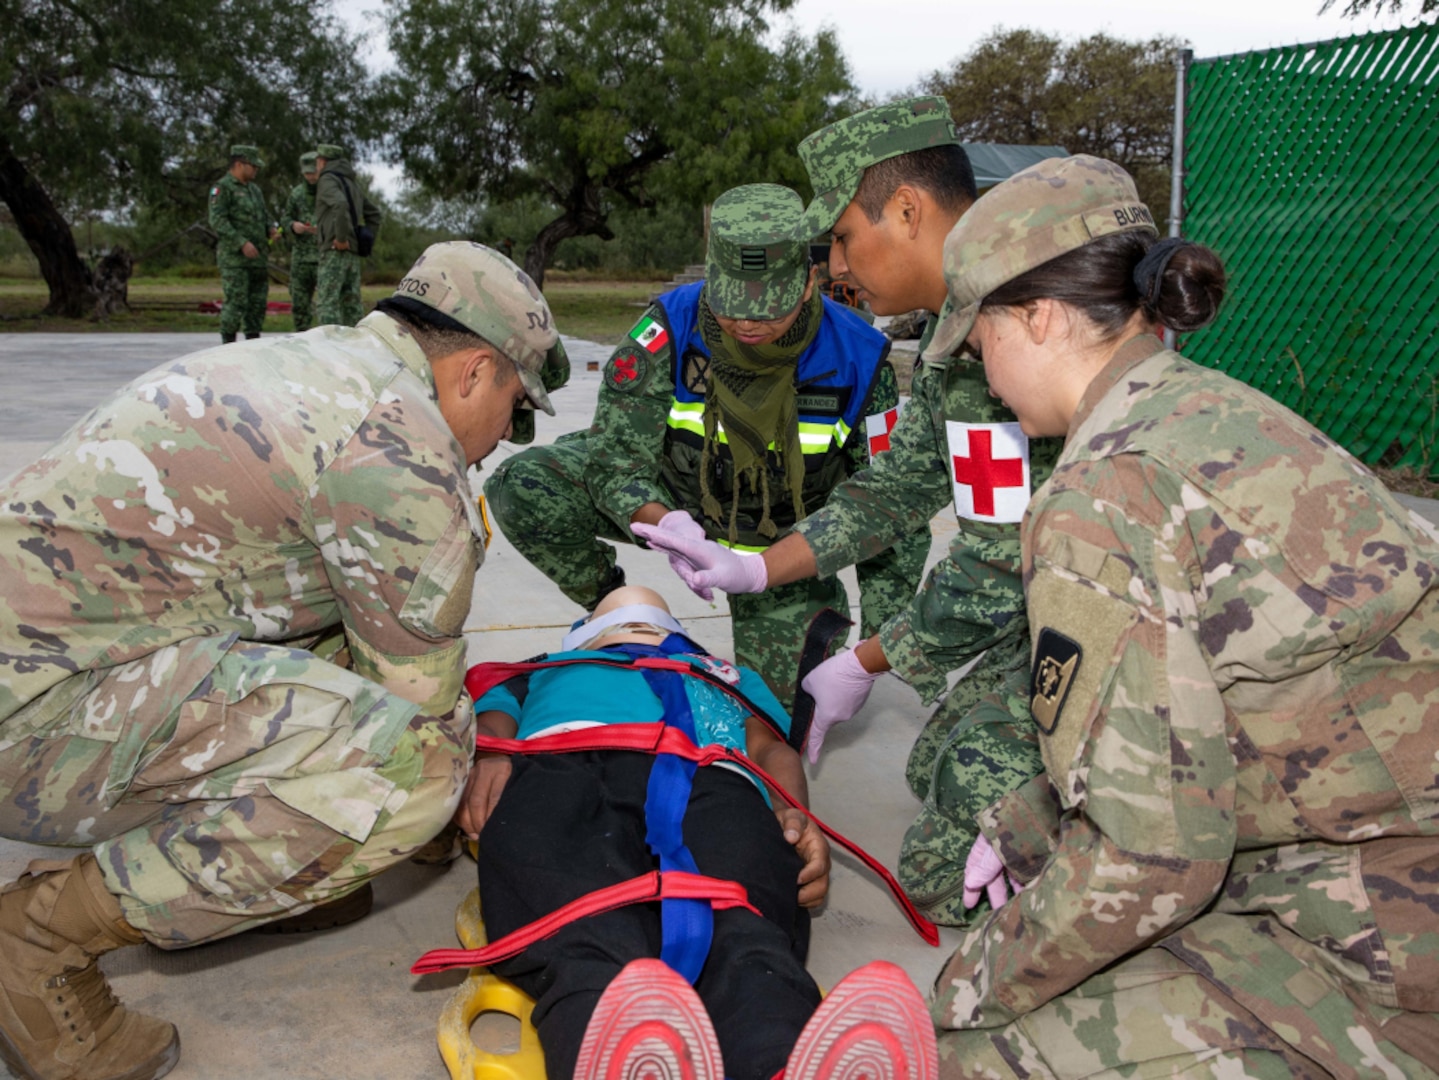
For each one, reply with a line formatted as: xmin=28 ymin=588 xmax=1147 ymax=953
xmin=933 ymin=335 xmax=1439 ymax=1076
xmin=208 ymin=171 xmax=272 ymax=337
xmin=283 ymin=176 xmax=319 ymax=331
xmin=0 ymin=312 xmax=481 ymax=947
xmin=484 ymin=292 xmax=929 ymax=710
xmin=315 ymin=152 xmax=381 ymax=327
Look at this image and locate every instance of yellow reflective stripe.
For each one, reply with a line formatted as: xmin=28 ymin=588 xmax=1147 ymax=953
xmin=716 ymin=538 xmax=768 ymax=553
xmin=669 ymin=406 xmax=845 ymax=454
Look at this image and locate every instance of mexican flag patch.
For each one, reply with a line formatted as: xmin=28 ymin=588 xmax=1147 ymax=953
xmin=629 ymin=315 xmax=670 ymax=354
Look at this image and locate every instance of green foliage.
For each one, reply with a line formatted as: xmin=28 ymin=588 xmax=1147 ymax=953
xmin=919 ymin=28 xmax=1183 ymax=215
xmin=1321 ymin=0 xmax=1436 ymax=15
xmin=375 ymin=0 xmax=856 ymax=285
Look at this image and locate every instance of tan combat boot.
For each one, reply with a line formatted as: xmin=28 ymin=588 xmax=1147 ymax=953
xmin=0 ymin=854 xmax=179 ymax=1080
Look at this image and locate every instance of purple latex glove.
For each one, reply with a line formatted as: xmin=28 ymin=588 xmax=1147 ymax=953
xmin=654 ymin=510 xmax=710 ymax=596
xmin=799 ymin=648 xmax=880 ymax=765
xmin=631 ymin=522 xmax=768 ymax=599
xmin=962 ymin=833 xmax=1019 ymax=911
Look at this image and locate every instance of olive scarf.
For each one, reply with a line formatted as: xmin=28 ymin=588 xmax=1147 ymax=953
xmin=697 ymin=287 xmax=823 ymax=542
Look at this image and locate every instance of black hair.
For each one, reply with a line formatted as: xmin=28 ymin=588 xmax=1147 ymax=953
xmin=981 ymin=232 xmax=1227 ymax=340
xmin=852 ymin=144 xmax=978 ymax=223
xmin=375 ymin=296 xmax=507 ymax=368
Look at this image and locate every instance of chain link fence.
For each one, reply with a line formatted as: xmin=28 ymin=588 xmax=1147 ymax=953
xmin=1181 ymin=23 xmax=1439 ymax=477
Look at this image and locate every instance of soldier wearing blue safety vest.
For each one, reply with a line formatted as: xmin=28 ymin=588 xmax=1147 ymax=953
xmin=484 ymin=183 xmax=930 ymax=710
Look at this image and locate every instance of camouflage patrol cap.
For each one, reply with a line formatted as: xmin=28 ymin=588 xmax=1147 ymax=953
xmin=315 ymin=143 xmax=345 ymax=159
xmin=705 ymin=184 xmax=810 ymax=321
xmin=796 ymin=96 xmax=959 ymax=239
xmin=923 ymin=155 xmax=1159 ymax=362
xmin=300 ymin=151 xmax=318 ymax=171
xmin=230 ymin=144 xmax=264 ymax=168
xmin=394 ymin=242 xmax=561 ymax=415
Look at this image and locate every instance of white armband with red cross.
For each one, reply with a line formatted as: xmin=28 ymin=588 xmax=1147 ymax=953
xmin=865 ymin=406 xmax=900 ymax=460
xmin=946 ymin=421 xmax=1030 ymax=524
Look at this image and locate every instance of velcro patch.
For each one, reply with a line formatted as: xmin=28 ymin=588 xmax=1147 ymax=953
xmin=605 ymin=349 xmax=649 ymax=393
xmin=1030 ymin=629 xmax=1081 ymax=735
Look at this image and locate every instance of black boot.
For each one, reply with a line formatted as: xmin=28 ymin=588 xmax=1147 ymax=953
xmin=244 ymin=332 xmax=261 ymax=340
xmin=221 ymin=332 xmax=236 ymax=344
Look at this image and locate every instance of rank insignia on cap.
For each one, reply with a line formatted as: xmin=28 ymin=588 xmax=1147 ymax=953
xmin=739 ymin=246 xmax=768 ymax=272
xmin=605 ymin=349 xmax=648 ymax=393
xmin=1030 ymin=628 xmax=1081 ymax=734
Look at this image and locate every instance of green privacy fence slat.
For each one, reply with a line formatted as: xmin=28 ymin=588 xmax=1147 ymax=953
xmin=1183 ymin=23 xmax=1439 ymax=475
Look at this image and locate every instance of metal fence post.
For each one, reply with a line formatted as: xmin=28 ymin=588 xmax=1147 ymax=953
xmin=1164 ymin=47 xmax=1193 ymax=351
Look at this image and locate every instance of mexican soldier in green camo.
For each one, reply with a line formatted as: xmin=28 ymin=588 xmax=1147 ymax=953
xmin=283 ymin=150 xmax=321 ymax=331
xmin=927 ymin=153 xmax=1439 ymax=1078
xmin=485 ymin=183 xmax=930 ymax=711
xmin=207 ymin=144 xmax=278 ymax=344
xmin=314 ymin=141 xmax=382 ymax=327
xmin=0 ymin=241 xmax=569 ymax=1080
xmin=636 ymin=98 xmax=1059 ymax=923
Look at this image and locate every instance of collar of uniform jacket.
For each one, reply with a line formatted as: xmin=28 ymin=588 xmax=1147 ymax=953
xmin=1067 ymin=333 xmax=1166 ymax=441
xmin=359 ymin=311 xmax=437 ymax=400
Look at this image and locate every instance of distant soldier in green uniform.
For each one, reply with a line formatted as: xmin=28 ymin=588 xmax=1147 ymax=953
xmin=927 ymin=153 xmax=1439 ymax=1080
xmin=283 ymin=151 xmax=321 ymax=332
xmin=314 ymin=142 xmax=382 ymax=328
xmin=0 ymin=242 xmax=567 ymax=1080
xmin=638 ymin=99 xmax=1062 ymax=924
xmin=208 ymin=144 xmax=277 ymax=344
xmin=484 ymin=183 xmax=930 ymax=710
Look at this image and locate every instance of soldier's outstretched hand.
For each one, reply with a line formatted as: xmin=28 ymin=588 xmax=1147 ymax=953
xmin=800 ymin=648 xmax=880 ymax=764
xmin=631 ymin=522 xmax=769 ymax=599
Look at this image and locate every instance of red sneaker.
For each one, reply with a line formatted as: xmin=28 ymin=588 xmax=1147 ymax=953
xmin=574 ymin=959 xmax=724 ymax=1080
xmin=783 ymin=961 xmax=937 ymax=1080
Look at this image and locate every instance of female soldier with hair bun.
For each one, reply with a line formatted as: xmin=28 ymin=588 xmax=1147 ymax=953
xmin=926 ymin=155 xmax=1439 ymax=1077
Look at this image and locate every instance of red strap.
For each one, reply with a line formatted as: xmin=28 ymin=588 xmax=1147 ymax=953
xmin=410 ymin=871 xmax=757 ymax=975
xmin=477 ymin=723 xmax=941 ymax=947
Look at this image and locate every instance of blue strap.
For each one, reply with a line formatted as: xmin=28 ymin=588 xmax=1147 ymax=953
xmin=615 ymin=640 xmax=714 ymax=984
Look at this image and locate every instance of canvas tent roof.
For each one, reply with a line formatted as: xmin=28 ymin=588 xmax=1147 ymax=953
xmin=962 ymin=143 xmax=1068 ymax=188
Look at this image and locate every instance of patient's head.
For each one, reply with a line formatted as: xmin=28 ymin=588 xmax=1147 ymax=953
xmin=571 ymin=585 xmax=685 ymax=650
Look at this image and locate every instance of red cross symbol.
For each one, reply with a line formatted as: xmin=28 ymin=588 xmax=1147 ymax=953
xmin=612 ymin=354 xmax=638 ymax=382
xmin=952 ymin=428 xmax=1025 ymax=517
xmin=867 ymin=408 xmax=899 ymax=457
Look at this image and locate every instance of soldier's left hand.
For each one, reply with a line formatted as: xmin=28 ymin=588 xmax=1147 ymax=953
xmin=962 ymin=833 xmax=1021 ymax=911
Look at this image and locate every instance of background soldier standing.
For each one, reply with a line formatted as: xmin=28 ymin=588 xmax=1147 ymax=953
xmin=208 ymin=144 xmax=277 ymax=344
xmin=314 ymin=141 xmax=382 ymax=327
xmin=283 ymin=150 xmax=321 ymax=332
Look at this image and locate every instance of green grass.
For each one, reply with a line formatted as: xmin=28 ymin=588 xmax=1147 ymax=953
xmin=0 ymin=275 xmax=666 ymax=345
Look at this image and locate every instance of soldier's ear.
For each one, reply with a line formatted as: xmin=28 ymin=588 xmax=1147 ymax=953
xmin=891 ymin=185 xmax=922 ymax=239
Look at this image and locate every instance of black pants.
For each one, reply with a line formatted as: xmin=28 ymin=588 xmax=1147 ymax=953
xmin=478 ymin=751 xmax=821 ymax=1080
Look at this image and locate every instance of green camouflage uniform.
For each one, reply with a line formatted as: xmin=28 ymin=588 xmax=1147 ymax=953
xmin=485 ymin=184 xmax=929 ymax=709
xmin=208 ymin=157 xmax=272 ymax=338
xmin=793 ymin=98 xmax=1060 ymax=921
xmin=0 ymin=313 xmax=482 ymax=947
xmin=283 ymin=165 xmax=319 ymax=332
xmin=925 ymin=155 xmax=1439 ymax=1077
xmin=314 ymin=147 xmax=381 ymax=328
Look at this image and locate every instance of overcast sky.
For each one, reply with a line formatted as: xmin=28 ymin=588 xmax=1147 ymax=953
xmin=336 ymin=0 xmax=1418 ymax=193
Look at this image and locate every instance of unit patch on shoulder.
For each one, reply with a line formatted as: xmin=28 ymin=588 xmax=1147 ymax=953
xmin=1030 ymin=628 xmax=1082 ymax=735
xmin=605 ymin=349 xmax=649 ymax=393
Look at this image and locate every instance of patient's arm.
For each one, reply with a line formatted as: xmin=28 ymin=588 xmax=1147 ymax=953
xmin=746 ymin=716 xmax=831 ymax=908
xmin=453 ymin=709 xmax=519 ymax=840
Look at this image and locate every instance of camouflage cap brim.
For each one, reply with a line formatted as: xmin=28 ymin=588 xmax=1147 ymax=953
xmin=796 ymin=181 xmax=859 ymax=243
xmin=921 ymin=295 xmax=979 ymax=363
xmin=514 ymin=365 xmax=555 ymax=416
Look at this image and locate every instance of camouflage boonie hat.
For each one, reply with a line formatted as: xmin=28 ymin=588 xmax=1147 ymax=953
xmin=705 ymin=184 xmax=810 ymax=321
xmin=393 ymin=242 xmax=561 ymax=415
xmin=796 ymin=96 xmax=959 ymax=239
xmin=230 ymin=144 xmax=264 ymax=168
xmin=923 ymin=154 xmax=1159 ymax=362
xmin=315 ymin=143 xmax=345 ymax=159
xmin=300 ymin=151 xmax=318 ymax=171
